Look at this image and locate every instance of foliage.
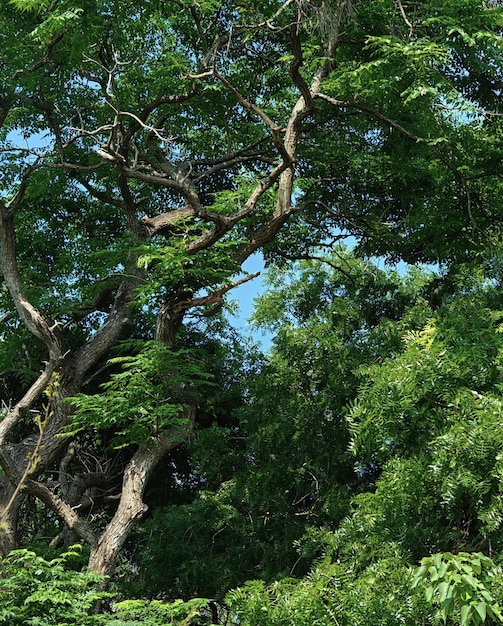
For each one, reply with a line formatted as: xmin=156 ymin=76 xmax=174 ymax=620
xmin=226 ymin=555 xmax=430 ymax=626
xmin=0 ymin=544 xmax=218 ymax=625
xmin=1 ymin=0 xmax=503 ymax=620
xmin=118 ymin=486 xmax=255 ymax=601
xmin=413 ymin=552 xmax=503 ymax=625
xmin=223 ymin=257 xmax=503 ymax=625
xmin=106 ymin=597 xmax=213 ymax=626
xmin=67 ymin=340 xmax=214 ymax=448
xmin=0 ymin=545 xmax=107 ymax=625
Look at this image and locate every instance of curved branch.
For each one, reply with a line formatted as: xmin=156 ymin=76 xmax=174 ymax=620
xmin=121 ymin=166 xmax=204 ymax=213
xmin=23 ymin=480 xmax=98 ymax=548
xmin=72 ymin=284 xmax=132 ymax=383
xmin=0 ymin=208 xmax=63 ymax=359
xmin=315 ymin=93 xmax=420 ymax=141
xmin=289 ymin=23 xmax=314 ymax=109
xmin=13 ymin=31 xmax=66 ymax=78
xmin=234 ymin=3 xmax=351 ymax=266
xmin=141 ymin=204 xmax=196 ymax=237
xmin=213 ymin=68 xmax=278 ymax=132
xmin=174 ymin=271 xmax=261 ymax=315
xmin=88 ymin=416 xmax=195 ymax=575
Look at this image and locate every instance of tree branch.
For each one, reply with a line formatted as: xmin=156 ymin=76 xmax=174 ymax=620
xmin=396 ymin=0 xmax=414 ymax=38
xmin=23 ymin=480 xmax=98 ymax=547
xmin=289 ymin=22 xmax=314 ymax=109
xmin=14 ymin=32 xmax=66 ymax=78
xmin=315 ymin=93 xmax=420 ymax=141
xmin=315 ymin=92 xmax=480 ymax=230
xmin=72 ymin=284 xmax=132 ymax=383
xmin=173 ymin=272 xmax=261 ymax=315
xmin=213 ymin=68 xmax=278 ymax=132
xmin=0 ymin=207 xmax=63 ymax=359
xmin=141 ymin=204 xmax=196 ymax=237
xmin=121 ymin=165 xmax=204 ymax=213
xmin=76 ymin=177 xmax=124 ymax=208
xmin=0 ymin=376 xmax=57 ymax=522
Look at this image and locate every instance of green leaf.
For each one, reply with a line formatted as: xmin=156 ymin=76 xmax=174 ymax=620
xmin=461 ymin=573 xmax=481 ymax=590
xmin=426 ymin=585 xmax=434 ymax=602
xmin=438 ymin=581 xmax=451 ymax=603
xmin=475 ymin=602 xmax=487 ymax=622
xmin=441 ymin=596 xmax=454 ymax=623
xmin=461 ymin=603 xmax=472 ymax=626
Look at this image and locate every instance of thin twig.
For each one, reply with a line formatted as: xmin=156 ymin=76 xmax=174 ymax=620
xmin=396 ymin=0 xmax=414 ymax=38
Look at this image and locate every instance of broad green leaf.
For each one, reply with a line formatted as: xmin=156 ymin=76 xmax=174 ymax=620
xmin=475 ymin=602 xmax=487 ymax=622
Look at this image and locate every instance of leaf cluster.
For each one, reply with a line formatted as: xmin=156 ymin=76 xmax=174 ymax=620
xmin=67 ymin=341 xmax=214 ymax=448
xmin=413 ymin=552 xmax=503 ymax=625
xmin=0 ymin=545 xmax=107 ymax=625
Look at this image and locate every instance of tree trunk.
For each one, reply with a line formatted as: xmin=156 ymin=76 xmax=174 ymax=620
xmin=88 ymin=414 xmax=194 ymax=575
xmin=0 ymin=477 xmax=20 ymax=556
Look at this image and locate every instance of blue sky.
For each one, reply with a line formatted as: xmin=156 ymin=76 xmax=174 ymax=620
xmin=225 ymin=253 xmax=274 ymax=350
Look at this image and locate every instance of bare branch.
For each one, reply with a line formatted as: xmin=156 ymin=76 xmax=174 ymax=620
xmin=116 ymin=169 xmax=143 ymax=236
xmin=23 ymin=479 xmax=98 ymax=547
xmin=233 ymin=3 xmax=351 ymax=268
xmin=0 ymin=310 xmax=16 ymax=324
xmin=193 ymin=153 xmax=275 ymax=182
xmin=396 ymin=0 xmax=414 ymax=38
xmin=0 ymin=205 xmax=64 ymax=358
xmin=0 ymin=365 xmax=54 ymax=447
xmin=186 ymin=69 xmax=214 ymax=80
xmin=175 ymin=272 xmax=261 ymax=314
xmin=184 ymin=156 xmax=292 ymax=257
xmin=190 ymin=137 xmax=272 ymax=181
xmin=113 ymin=109 xmax=173 ymax=143
xmin=214 ymin=68 xmax=279 ymax=132
xmin=234 ymin=206 xmax=298 ymax=264
xmin=275 ymin=251 xmax=358 ymax=284
xmin=4 ymin=163 xmax=43 ymax=216
xmin=88 ymin=424 xmax=195 ymax=575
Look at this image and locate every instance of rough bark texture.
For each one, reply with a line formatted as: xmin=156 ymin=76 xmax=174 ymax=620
xmin=88 ymin=422 xmax=194 ymax=575
xmin=0 ymin=477 xmax=19 ymax=556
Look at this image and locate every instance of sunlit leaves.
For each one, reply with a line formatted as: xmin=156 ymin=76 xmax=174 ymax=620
xmin=348 ymin=292 xmax=503 ymax=465
xmin=67 ymin=341 xmax=214 ymax=448
xmin=413 ymin=552 xmax=503 ymax=625
xmin=0 ymin=545 xmax=107 ymax=625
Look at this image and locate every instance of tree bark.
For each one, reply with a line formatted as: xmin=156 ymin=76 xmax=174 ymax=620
xmin=88 ymin=417 xmax=194 ymax=575
xmin=0 ymin=477 xmax=20 ymax=555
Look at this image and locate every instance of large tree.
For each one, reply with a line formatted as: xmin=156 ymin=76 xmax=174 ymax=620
xmin=224 ymin=258 xmax=503 ymax=626
xmin=0 ymin=0 xmax=501 ymax=577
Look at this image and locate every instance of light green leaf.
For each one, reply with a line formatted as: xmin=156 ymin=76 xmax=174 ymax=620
xmin=475 ymin=602 xmax=487 ymax=622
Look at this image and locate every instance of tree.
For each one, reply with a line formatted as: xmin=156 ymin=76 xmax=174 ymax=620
xmin=221 ymin=257 xmax=503 ymax=625
xmin=0 ymin=0 xmax=501 ymax=580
